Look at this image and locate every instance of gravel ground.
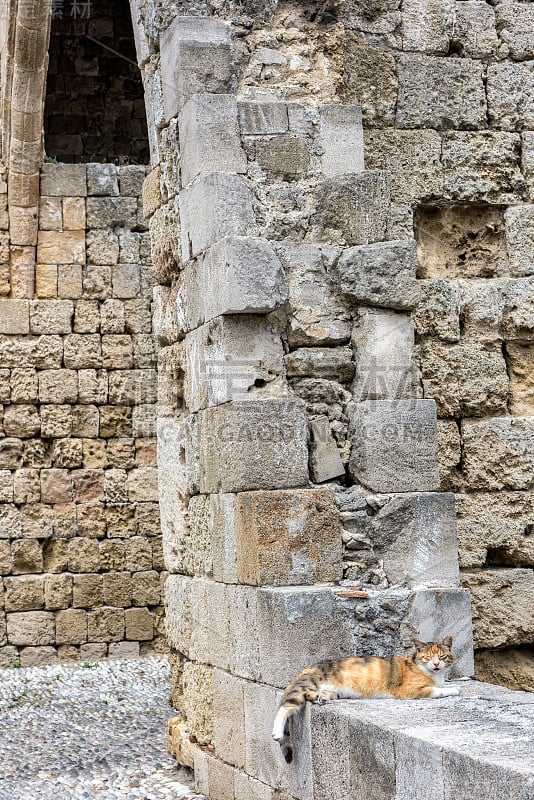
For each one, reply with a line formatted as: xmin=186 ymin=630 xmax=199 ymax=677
xmin=0 ymin=655 xmax=200 ymax=800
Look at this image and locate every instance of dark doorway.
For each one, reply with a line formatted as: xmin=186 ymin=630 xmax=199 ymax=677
xmin=44 ymin=0 xmax=150 ymax=164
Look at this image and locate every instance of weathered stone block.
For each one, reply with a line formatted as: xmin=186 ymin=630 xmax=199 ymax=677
xmin=179 ymin=94 xmax=247 ymax=187
xmin=286 ymin=347 xmax=354 ymax=382
xmin=179 ymin=174 xmax=255 ymax=262
xmin=62 ymin=197 xmax=86 ymax=231
xmin=56 ymin=608 xmax=87 ymax=645
xmin=213 ymin=669 xmax=246 ymax=768
xmin=125 ymin=607 xmax=153 ymax=640
xmin=504 ymin=205 xmax=534 ymax=277
xmin=197 ymin=399 xmax=309 ymax=493
xmin=234 ymin=488 xmax=342 ymax=586
xmin=160 ymin=17 xmax=235 ymax=120
xmin=37 ymin=231 xmax=85 ymax=265
xmin=11 ymin=540 xmax=42 ymax=573
xmin=364 ymin=129 xmax=442 ymax=204
xmin=6 ymin=611 xmax=55 ymax=645
xmin=244 ymin=681 xmax=291 ymax=792
xmin=317 ymin=105 xmax=364 ymax=178
xmin=87 ymin=163 xmax=119 ymax=196
xmin=87 ymin=607 xmax=125 ymax=642
xmin=30 ymin=300 xmax=73 ymax=334
xmin=414 ymin=279 xmax=461 ymax=342
xmin=3 ymin=405 xmax=40 ymax=438
xmin=442 ymin=132 xmax=524 ymax=203
xmin=254 ymin=134 xmax=311 ymax=178
xmin=238 ymin=100 xmax=289 ymax=135
xmin=44 ymin=574 xmax=72 ymax=610
xmin=417 ymin=340 xmax=509 ymax=417
xmin=401 ymin=0 xmax=450 ymax=53
xmin=352 ymin=309 xmax=415 ymax=401
xmin=314 ymin=171 xmax=391 ymax=246
xmin=452 ymin=1 xmax=498 ymax=59
xmin=86 ymin=197 xmax=138 ymax=229
xmin=40 ymin=405 xmax=72 ymax=438
xmin=40 ymin=164 xmax=87 ymax=197
xmin=38 ymin=369 xmax=78 ymax=404
xmin=35 ymin=263 xmax=58 ymax=298
xmin=86 ymin=229 xmax=119 ymax=266
xmin=0 ymin=300 xmax=30 ymax=334
xmin=343 ymin=36 xmax=397 ymax=128
xmin=495 ymin=1 xmax=534 ymax=61
xmin=462 ymin=418 xmax=534 ymax=490
xmin=487 ymin=62 xmax=534 ymax=132
xmin=184 ymin=315 xmax=284 ymax=412
xmin=396 ymin=55 xmax=486 ymax=130
xmin=348 ymin=400 xmax=439 ymax=492
xmin=4 ymin=576 xmax=44 ymax=612
xmin=462 ymin=569 xmax=534 ymax=650
xmin=309 ymin=417 xmax=346 ymax=485
xmin=337 ymin=240 xmax=418 ymax=310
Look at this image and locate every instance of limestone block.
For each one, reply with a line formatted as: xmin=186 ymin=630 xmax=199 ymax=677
xmin=40 ymin=405 xmax=72 ymax=438
xmin=309 ymin=417 xmax=346 ymax=483
xmin=235 ymin=488 xmax=342 ymax=585
xmin=364 ymin=129 xmax=442 ymax=203
xmin=352 ymin=309 xmax=415 ymax=401
xmin=462 ymin=569 xmax=534 ymax=649
xmin=72 ymin=574 xmax=102 ymax=608
xmin=504 ymin=205 xmax=534 ymax=277
xmin=487 ymin=63 xmax=534 ymax=131
xmin=317 ymin=105 xmax=364 ymax=178
xmin=314 ymin=171 xmax=391 ymax=246
xmin=103 ymin=573 xmax=132 ymax=607
xmin=44 ymin=574 xmax=72 ymax=610
xmin=254 ymin=134 xmax=311 ymax=178
xmin=56 ymin=609 xmax=87 ymax=645
xmin=39 ymin=197 xmax=62 ymax=231
xmin=401 ymin=0 xmax=449 ymax=53
xmin=37 ymin=231 xmax=85 ymax=265
xmin=75 ymin=300 xmax=100 ymax=333
xmin=4 ymin=576 xmax=44 ymax=611
xmin=456 ymin=491 xmax=534 ymax=569
xmin=108 ymin=369 xmax=157 ymax=405
xmin=0 ymin=439 xmax=23 ymax=470
xmin=0 ymin=542 xmax=11 ymax=574
xmin=417 ymin=340 xmax=509 ymax=417
xmin=286 ymin=347 xmax=354 ymax=382
xmin=160 ymin=16 xmax=235 ymax=120
xmin=343 ymin=36 xmax=397 ymax=128
xmin=495 ymin=1 xmax=534 ymax=61
xmin=111 ymin=264 xmax=140 ymax=299
xmin=86 ymin=197 xmax=138 ymax=229
xmin=10 ymin=246 xmax=35 ymax=299
xmin=126 ymin=467 xmax=159 ymax=502
xmin=348 ymin=400 xmax=439 ymax=493
xmin=413 ymin=279 xmax=461 ymax=343
xmin=179 ymin=174 xmax=255 ymax=262
xmin=131 ymin=571 xmax=160 ymax=606
xmin=101 ymin=300 xmax=125 ymax=335
xmin=276 ymin=243 xmax=351 ymax=347
xmin=79 ymin=643 xmax=107 ymax=660
xmin=0 ymin=471 xmax=13 ymax=503
xmin=99 ymin=406 xmax=132 ymax=438
xmin=0 ymin=300 xmax=30 ymax=334
xmin=6 ymin=611 xmax=55 ymax=645
xmin=238 ymin=101 xmax=289 ymax=135
xmin=87 ymin=163 xmax=119 ymax=196
xmin=522 ymin=132 xmax=534 ymax=201
xmin=396 ymin=55 xmax=485 ymax=130
xmin=197 ymin=398 xmax=309 ymax=493
xmin=500 ymin=278 xmax=534 ymax=342
xmin=462 ymin=418 xmax=534 ymax=490
xmin=62 ymin=198 xmax=86 ymax=231
xmin=102 ymin=335 xmax=133 ymax=369
xmin=63 ymin=335 xmax=102 ymax=370
xmin=39 ymin=369 xmax=78 ymax=403
xmin=78 ymin=370 xmax=108 ymax=405
xmin=179 ymin=94 xmax=247 ymax=187
xmin=506 ymin=343 xmax=534 ymax=415
xmin=184 ymin=315 xmax=284 ymax=412
xmin=35 ymin=264 xmax=58 ymax=298
xmin=193 ymin=236 xmax=287 ymax=327
xmin=213 ymin=669 xmax=246 ymax=768
xmin=30 ymin=300 xmax=73 ymax=334
xmin=256 ymin=586 xmax=355 ymax=687
xmin=125 ymin=607 xmax=153 ymax=640
xmin=12 ymin=540 xmax=43 ymax=573
xmin=451 ymin=1 xmax=498 ymax=58
xmin=119 ymin=165 xmax=146 ymax=197
xmin=243 ymin=682 xmax=291 ymax=792
xmin=87 ymin=607 xmax=125 ymax=642
xmin=442 ymin=132 xmax=524 ymax=203
xmin=86 ymin=230 xmax=119 ymax=266
xmin=68 ymin=538 xmax=100 ymax=573
xmin=3 ymin=405 xmax=40 ymax=438
xmin=337 ymin=240 xmax=418 ymax=310
xmin=40 ymin=164 xmax=87 ymax=197
xmin=41 ymin=469 xmax=73 ymax=504
xmin=0 ymin=506 xmax=20 ymax=539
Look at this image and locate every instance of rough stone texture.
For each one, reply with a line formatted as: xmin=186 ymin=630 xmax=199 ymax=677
xmin=462 ymin=569 xmax=534 ymax=649
xmin=364 ymin=129 xmax=442 ymax=204
xmin=337 ymin=240 xmax=418 ymax=310
xmin=462 ymin=418 xmax=534 ymax=490
xmin=352 ymin=309 xmax=415 ymax=401
xmin=314 ymin=171 xmax=391 ymax=246
xmin=442 ymin=132 xmax=525 ymax=203
xmin=348 ymin=400 xmax=440 ymax=493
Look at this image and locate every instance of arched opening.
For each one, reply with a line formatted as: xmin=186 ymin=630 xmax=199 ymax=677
xmin=44 ymin=0 xmax=149 ymax=164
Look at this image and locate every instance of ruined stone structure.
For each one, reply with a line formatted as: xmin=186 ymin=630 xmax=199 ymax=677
xmin=1 ymin=0 xmax=534 ymax=795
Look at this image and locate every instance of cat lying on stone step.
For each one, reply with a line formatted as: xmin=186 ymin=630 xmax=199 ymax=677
xmin=272 ymin=637 xmax=459 ymax=763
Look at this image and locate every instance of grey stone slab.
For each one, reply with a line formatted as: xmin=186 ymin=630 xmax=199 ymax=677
xmin=40 ymin=164 xmax=87 ymax=197
xmin=348 ymin=399 xmax=440 ymax=493
xmin=309 ymin=416 xmax=346 ymax=483
xmin=314 ymin=171 xmax=391 ymax=246
xmin=337 ymin=240 xmax=418 ymax=310
xmin=196 ymin=398 xmax=309 ymax=494
xmin=179 ymin=174 xmax=256 ymax=261
xmin=318 ymin=104 xmax=364 ymax=178
xmin=238 ymin=101 xmax=289 ymax=135
xmin=352 ymin=309 xmax=415 ymax=401
xmin=159 ymin=16 xmax=235 ymax=121
xmin=179 ymin=94 xmax=247 ymax=187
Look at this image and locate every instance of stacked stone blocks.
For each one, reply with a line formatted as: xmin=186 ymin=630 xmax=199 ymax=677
xmin=0 ymin=162 xmax=164 ymax=666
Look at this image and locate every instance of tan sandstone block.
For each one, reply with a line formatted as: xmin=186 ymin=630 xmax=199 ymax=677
xmin=4 ymin=576 xmax=44 ymax=611
xmin=103 ymin=572 xmax=132 ymax=607
xmin=56 ymin=609 xmax=87 ymax=644
xmin=67 ymin=538 xmax=100 ymax=572
xmin=58 ymin=265 xmax=83 ymax=299
xmin=11 ymin=540 xmax=43 ymax=574
xmin=40 ymin=405 xmax=72 ymax=438
xmin=3 ymin=405 xmax=40 ymax=438
xmin=63 ymin=197 xmax=86 ymax=230
xmin=73 ymin=574 xmax=102 ymax=608
xmin=125 ymin=607 xmax=153 ymax=640
xmin=37 ymin=231 xmax=85 ymax=265
xmin=87 ymin=607 xmax=125 ymax=642
xmin=43 ymin=541 xmax=69 ymax=573
xmin=506 ymin=343 xmax=534 ymax=416
xmin=6 ymin=611 xmax=55 ymax=646
xmin=40 ymin=469 xmax=73 ymax=504
xmin=35 ymin=264 xmax=58 ymax=298
xmin=20 ymin=647 xmax=59 ymax=667
xmin=131 ymin=570 xmax=161 ymax=606
xmin=0 ymin=300 xmax=30 ymax=334
xmin=44 ymin=575 xmax=72 ymax=609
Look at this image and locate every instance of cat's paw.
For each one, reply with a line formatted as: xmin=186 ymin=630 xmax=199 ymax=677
xmin=447 ymin=687 xmax=460 ymax=696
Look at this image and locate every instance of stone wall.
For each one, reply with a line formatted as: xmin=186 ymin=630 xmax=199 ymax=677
xmin=44 ymin=0 xmax=149 ymax=164
xmin=0 ymin=161 xmax=165 ymax=667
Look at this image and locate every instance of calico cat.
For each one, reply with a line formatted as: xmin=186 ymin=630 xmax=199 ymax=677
xmin=272 ymin=637 xmax=459 ymax=763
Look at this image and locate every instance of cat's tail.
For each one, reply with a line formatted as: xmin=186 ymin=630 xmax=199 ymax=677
xmin=272 ymin=671 xmax=320 ymax=764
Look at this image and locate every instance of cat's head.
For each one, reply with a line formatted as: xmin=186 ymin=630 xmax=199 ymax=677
xmin=412 ymin=636 xmax=454 ymax=676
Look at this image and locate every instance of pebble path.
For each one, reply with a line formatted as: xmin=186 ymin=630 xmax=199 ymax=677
xmin=0 ymin=656 xmax=200 ymax=800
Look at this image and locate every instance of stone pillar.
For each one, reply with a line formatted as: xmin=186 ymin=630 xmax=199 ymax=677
xmin=137 ymin=14 xmax=474 ymax=800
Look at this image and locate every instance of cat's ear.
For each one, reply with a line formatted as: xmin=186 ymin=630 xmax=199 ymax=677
xmin=442 ymin=636 xmax=453 ymax=649
xmin=413 ymin=638 xmax=425 ymax=651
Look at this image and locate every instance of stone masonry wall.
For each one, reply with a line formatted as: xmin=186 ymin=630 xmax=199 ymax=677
xmin=0 ymin=162 xmax=165 ymax=667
